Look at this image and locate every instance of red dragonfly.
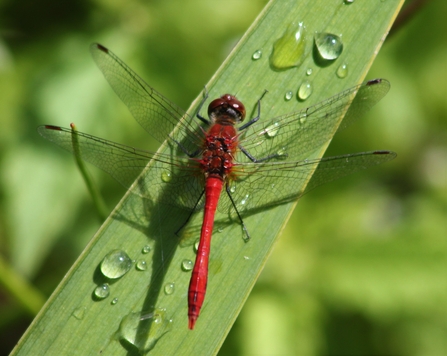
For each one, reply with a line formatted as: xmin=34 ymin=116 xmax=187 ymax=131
xmin=39 ymin=43 xmax=396 ymax=330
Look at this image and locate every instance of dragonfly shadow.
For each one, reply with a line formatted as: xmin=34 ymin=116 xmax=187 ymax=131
xmin=111 ymin=177 xmax=195 ymax=353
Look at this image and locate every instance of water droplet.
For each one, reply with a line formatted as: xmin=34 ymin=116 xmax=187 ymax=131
xmin=299 ymin=114 xmax=307 ymax=125
xmin=297 ymin=81 xmax=313 ymax=101
xmin=94 ymin=283 xmax=110 ymax=299
xmin=72 ymin=306 xmax=87 ymax=320
xmin=181 ymin=259 xmax=193 ymax=271
xmin=240 ymin=194 xmax=249 ymax=205
xmin=194 ymin=240 xmax=200 ymax=253
xmin=276 ymin=148 xmax=288 ymax=158
xmin=142 ymin=245 xmax=151 ymax=254
xmin=284 ymin=91 xmax=293 ymax=101
xmin=117 ymin=309 xmax=172 ymax=353
xmin=111 ymin=298 xmax=118 ymax=305
xmin=230 ymin=186 xmax=236 ymax=193
xmin=100 ymin=250 xmax=133 ymax=279
xmin=264 ymin=121 xmax=280 ymax=138
xmin=252 ymin=49 xmax=262 ymax=60
xmin=306 ymin=68 xmax=313 ymax=76
xmin=164 ymin=283 xmax=175 ymax=295
xmin=336 ymin=63 xmax=348 ymax=78
xmin=314 ymin=32 xmax=344 ymax=61
xmin=136 ymin=260 xmax=147 ymax=271
xmin=161 ymin=171 xmax=172 ymax=183
xmin=244 ymin=256 xmax=250 ymax=260
xmin=270 ymin=22 xmax=307 ymax=70
xmin=344 ymin=0 xmax=355 ymax=4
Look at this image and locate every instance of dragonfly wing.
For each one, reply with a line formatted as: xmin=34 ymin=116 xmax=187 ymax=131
xmin=223 ymin=150 xmax=396 ymax=213
xmin=38 ymin=125 xmax=204 ymax=210
xmin=238 ymin=79 xmax=390 ymax=163
xmin=90 ymin=44 xmax=204 ymax=154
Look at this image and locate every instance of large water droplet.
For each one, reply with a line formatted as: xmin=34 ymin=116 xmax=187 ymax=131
xmin=94 ymin=283 xmax=110 ymax=299
xmin=314 ymin=33 xmax=343 ymax=61
xmin=336 ymin=63 xmax=348 ymax=78
xmin=270 ymin=22 xmax=307 ymax=70
xmin=297 ymin=81 xmax=313 ymax=101
xmin=284 ymin=91 xmax=293 ymax=101
xmin=164 ymin=283 xmax=175 ymax=295
xmin=252 ymin=49 xmax=262 ymax=60
xmin=181 ymin=259 xmax=193 ymax=271
xmin=117 ymin=309 xmax=172 ymax=353
xmin=101 ymin=250 xmax=133 ymax=279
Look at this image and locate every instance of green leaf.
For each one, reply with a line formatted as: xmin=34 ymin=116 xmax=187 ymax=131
xmin=13 ymin=0 xmax=404 ymax=355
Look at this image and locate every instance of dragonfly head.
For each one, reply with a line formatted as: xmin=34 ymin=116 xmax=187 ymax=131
xmin=208 ymin=94 xmax=246 ymax=124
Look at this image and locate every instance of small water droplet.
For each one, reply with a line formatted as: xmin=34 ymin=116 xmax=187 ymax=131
xmin=336 ymin=63 xmax=348 ymax=78
xmin=117 ymin=309 xmax=172 ymax=353
xmin=72 ymin=306 xmax=87 ymax=320
xmin=100 ymin=250 xmax=133 ymax=279
xmin=164 ymin=283 xmax=175 ymax=295
xmin=284 ymin=91 xmax=293 ymax=101
xmin=240 ymin=194 xmax=249 ymax=205
xmin=142 ymin=245 xmax=151 ymax=254
xmin=161 ymin=171 xmax=172 ymax=183
xmin=181 ymin=259 xmax=193 ymax=271
xmin=111 ymin=298 xmax=118 ymax=305
xmin=300 ymin=114 xmax=307 ymax=125
xmin=276 ymin=148 xmax=288 ymax=158
xmin=136 ymin=260 xmax=147 ymax=271
xmin=314 ymin=32 xmax=344 ymax=61
xmin=194 ymin=240 xmax=200 ymax=253
xmin=344 ymin=0 xmax=355 ymax=4
xmin=297 ymin=81 xmax=313 ymax=101
xmin=264 ymin=121 xmax=280 ymax=138
xmin=244 ymin=256 xmax=250 ymax=260
xmin=252 ymin=49 xmax=262 ymax=60
xmin=230 ymin=186 xmax=236 ymax=193
xmin=306 ymin=68 xmax=313 ymax=76
xmin=270 ymin=22 xmax=307 ymax=70
xmin=94 ymin=283 xmax=110 ymax=299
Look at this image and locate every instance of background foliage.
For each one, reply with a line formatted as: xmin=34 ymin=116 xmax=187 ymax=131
xmin=0 ymin=0 xmax=446 ymax=355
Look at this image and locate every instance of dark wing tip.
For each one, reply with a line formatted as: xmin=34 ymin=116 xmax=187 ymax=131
xmin=373 ymin=150 xmax=397 ymax=160
xmin=92 ymin=43 xmax=109 ymax=53
xmin=366 ymin=78 xmax=390 ymax=87
xmin=43 ymin=125 xmax=62 ymax=131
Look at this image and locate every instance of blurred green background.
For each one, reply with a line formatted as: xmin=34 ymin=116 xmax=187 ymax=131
xmin=0 ymin=0 xmax=446 ymax=355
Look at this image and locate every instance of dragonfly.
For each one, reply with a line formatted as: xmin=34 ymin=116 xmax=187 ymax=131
xmin=39 ymin=43 xmax=396 ymax=330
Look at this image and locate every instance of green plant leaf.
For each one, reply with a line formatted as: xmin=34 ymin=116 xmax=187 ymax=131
xmin=13 ymin=0 xmax=404 ymax=355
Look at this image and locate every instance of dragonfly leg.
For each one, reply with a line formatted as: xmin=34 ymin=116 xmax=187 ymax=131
xmin=225 ymin=184 xmax=250 ymax=242
xmin=238 ymin=90 xmax=268 ymax=131
xmin=239 ymin=144 xmax=288 ymax=163
xmin=196 ymin=86 xmax=210 ymax=125
xmin=175 ymin=190 xmax=205 ymax=236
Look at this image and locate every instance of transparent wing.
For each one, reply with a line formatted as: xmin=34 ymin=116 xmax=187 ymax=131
xmin=38 ymin=125 xmax=204 ymax=210
xmin=90 ymin=43 xmax=204 ymax=154
xmin=237 ymin=79 xmax=390 ymax=163
xmin=221 ymin=150 xmax=396 ymax=213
